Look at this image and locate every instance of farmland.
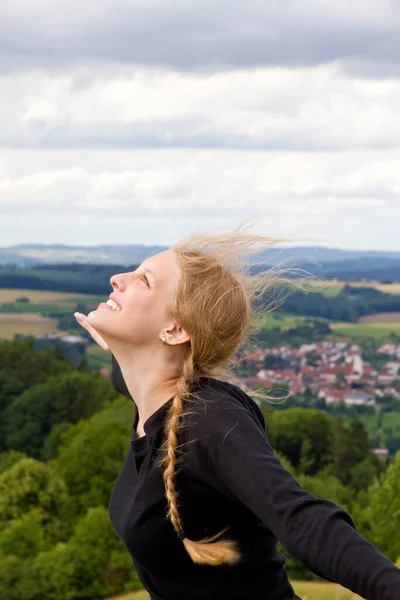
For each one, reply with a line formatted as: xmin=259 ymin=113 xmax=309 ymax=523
xmin=0 ymin=289 xmax=103 ymax=305
xmin=0 ymin=288 xmax=103 ymax=342
xmin=3 ymin=283 xmax=400 ymax=347
xmin=0 ymin=313 xmax=61 ymax=340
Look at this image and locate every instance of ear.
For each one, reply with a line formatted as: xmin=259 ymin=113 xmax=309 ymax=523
xmin=163 ymin=321 xmax=191 ymax=346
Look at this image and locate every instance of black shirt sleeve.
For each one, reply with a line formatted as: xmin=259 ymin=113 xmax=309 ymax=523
xmin=110 ymin=354 xmax=133 ymax=401
xmin=188 ymin=392 xmax=400 ymax=600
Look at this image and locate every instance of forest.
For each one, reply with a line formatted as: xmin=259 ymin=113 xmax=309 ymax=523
xmin=0 ymin=339 xmax=399 ymax=599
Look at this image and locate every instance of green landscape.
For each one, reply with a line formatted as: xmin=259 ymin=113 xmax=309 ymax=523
xmin=1 ymin=270 xmax=400 ymax=599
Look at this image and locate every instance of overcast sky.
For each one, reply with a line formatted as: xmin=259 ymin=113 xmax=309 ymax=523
xmin=1 ymin=0 xmax=400 ymax=250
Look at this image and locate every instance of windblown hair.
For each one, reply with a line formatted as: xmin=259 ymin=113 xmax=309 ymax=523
xmin=156 ymin=223 xmax=314 ymax=567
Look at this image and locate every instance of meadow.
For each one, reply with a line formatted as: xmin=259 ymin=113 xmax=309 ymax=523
xmin=106 ymin=581 xmax=362 ymax=600
xmin=301 ymin=279 xmax=400 ymax=297
xmin=330 ymin=320 xmax=400 ymax=340
xmin=342 ymin=410 xmax=400 ymax=434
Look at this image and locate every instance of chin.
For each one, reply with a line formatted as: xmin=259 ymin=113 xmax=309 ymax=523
xmin=87 ymin=308 xmax=109 ymax=331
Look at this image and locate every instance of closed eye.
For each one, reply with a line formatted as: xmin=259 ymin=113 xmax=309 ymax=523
xmin=141 ymin=275 xmax=150 ymax=287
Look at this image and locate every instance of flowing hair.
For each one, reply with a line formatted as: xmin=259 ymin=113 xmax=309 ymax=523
xmin=155 ymin=222 xmax=315 ymax=566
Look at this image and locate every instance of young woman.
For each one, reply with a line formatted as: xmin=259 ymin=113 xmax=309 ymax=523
xmin=75 ymin=231 xmax=399 ymax=600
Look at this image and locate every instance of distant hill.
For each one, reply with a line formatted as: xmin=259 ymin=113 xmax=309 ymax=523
xmin=2 ymin=243 xmax=400 ymax=267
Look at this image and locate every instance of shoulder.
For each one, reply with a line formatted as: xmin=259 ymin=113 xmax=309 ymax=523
xmin=183 ymin=376 xmax=267 ymax=444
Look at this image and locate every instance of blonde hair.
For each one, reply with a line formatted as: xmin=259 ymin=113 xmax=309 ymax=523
xmin=156 ymin=223 xmax=311 ymax=567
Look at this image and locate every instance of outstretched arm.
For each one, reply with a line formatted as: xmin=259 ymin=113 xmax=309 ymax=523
xmin=191 ymin=395 xmax=400 ymax=600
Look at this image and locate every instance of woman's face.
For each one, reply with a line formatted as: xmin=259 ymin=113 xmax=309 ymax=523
xmin=87 ymin=249 xmax=183 ymax=348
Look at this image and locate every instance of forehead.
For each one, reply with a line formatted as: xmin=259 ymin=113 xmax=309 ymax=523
xmin=141 ymin=250 xmax=180 ymax=283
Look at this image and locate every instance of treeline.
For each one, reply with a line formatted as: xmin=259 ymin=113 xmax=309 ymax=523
xmin=256 ymin=320 xmax=333 ymax=347
xmin=297 ymin=257 xmax=400 ymax=282
xmin=272 ymin=284 xmax=400 ymax=322
xmin=0 ymin=263 xmax=131 ymax=295
xmin=0 ymin=340 xmax=399 ymax=598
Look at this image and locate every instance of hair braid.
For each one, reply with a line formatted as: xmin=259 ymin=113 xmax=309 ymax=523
xmin=157 ymin=351 xmax=242 ymax=566
xmin=155 ymin=225 xmax=306 ymax=566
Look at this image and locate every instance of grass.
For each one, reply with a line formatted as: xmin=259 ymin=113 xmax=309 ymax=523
xmin=260 ymin=312 xmax=325 ymax=330
xmin=342 ymin=411 xmax=400 ymax=434
xmin=105 ymin=581 xmax=362 ymax=600
xmin=330 ymin=321 xmax=400 ymax=340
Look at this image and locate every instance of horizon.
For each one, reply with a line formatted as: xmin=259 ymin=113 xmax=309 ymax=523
xmin=2 ymin=242 xmax=400 ymax=254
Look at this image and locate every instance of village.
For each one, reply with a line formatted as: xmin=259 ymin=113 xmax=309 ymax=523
xmin=239 ymin=341 xmax=400 ymax=408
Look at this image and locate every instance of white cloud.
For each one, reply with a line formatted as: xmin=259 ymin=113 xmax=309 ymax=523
xmin=1 ymin=0 xmax=400 ymax=250
xmin=0 ymin=147 xmax=399 ymax=249
xmin=1 ymin=64 xmax=400 ymax=151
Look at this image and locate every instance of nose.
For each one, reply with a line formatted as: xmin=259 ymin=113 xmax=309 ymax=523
xmin=110 ymin=273 xmax=126 ymax=291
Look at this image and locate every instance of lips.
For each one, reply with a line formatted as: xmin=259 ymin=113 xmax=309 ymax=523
xmin=109 ymin=294 xmax=122 ymax=309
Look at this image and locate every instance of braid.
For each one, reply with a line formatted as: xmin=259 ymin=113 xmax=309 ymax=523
xmin=157 ymin=352 xmax=242 ymax=567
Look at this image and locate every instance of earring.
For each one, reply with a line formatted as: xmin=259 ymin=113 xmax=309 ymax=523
xmin=161 ymin=336 xmax=166 ymax=345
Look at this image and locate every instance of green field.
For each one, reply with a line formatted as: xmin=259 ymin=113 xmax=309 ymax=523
xmin=106 ymin=581 xmax=361 ymax=600
xmin=342 ymin=411 xmax=400 ymax=434
xmin=260 ymin=312 xmax=314 ymax=330
xmin=331 ymin=321 xmax=400 ymax=340
xmin=301 ymin=278 xmax=400 ymax=298
xmin=260 ymin=311 xmax=400 ymax=342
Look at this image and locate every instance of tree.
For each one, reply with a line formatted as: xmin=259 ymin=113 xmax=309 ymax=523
xmin=329 ymin=416 xmax=372 ymax=487
xmin=3 ymin=372 xmax=117 ymax=458
xmin=41 ymin=422 xmax=73 ymax=462
xmin=266 ymin=408 xmax=334 ymax=475
xmin=0 ymin=458 xmax=69 ymax=535
xmin=0 ymin=508 xmax=53 ymax=559
xmin=0 ymin=339 xmax=74 ymax=391
xmin=17 ymin=507 xmax=142 ymax=600
xmin=368 ymin=451 xmax=400 ymax=561
xmin=0 ymin=552 xmax=22 ymax=600
xmin=50 ymin=419 xmax=131 ymax=517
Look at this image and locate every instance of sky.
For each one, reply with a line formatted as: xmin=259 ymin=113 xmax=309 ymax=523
xmin=1 ymin=0 xmax=400 ymax=250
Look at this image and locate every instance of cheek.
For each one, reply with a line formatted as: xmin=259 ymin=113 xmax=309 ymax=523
xmin=125 ymin=289 xmax=160 ymax=322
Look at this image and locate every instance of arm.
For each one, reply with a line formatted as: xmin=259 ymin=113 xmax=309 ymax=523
xmin=110 ymin=354 xmax=133 ymax=401
xmin=193 ymin=396 xmax=400 ymax=600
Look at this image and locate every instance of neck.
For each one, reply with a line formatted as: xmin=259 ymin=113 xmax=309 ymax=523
xmin=111 ymin=344 xmax=182 ymax=431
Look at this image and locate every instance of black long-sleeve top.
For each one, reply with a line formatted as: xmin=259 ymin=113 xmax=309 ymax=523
xmin=108 ymin=355 xmax=400 ymax=600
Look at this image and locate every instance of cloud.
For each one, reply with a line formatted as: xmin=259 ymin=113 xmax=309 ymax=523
xmin=1 ymin=64 xmax=400 ymax=151
xmin=1 ymin=0 xmax=400 ymax=76
xmin=0 ymin=147 xmax=398 ymax=248
xmin=2 ymin=0 xmax=400 ymax=251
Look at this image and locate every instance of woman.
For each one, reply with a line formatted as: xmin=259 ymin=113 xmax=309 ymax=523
xmin=75 ymin=230 xmax=399 ymax=600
